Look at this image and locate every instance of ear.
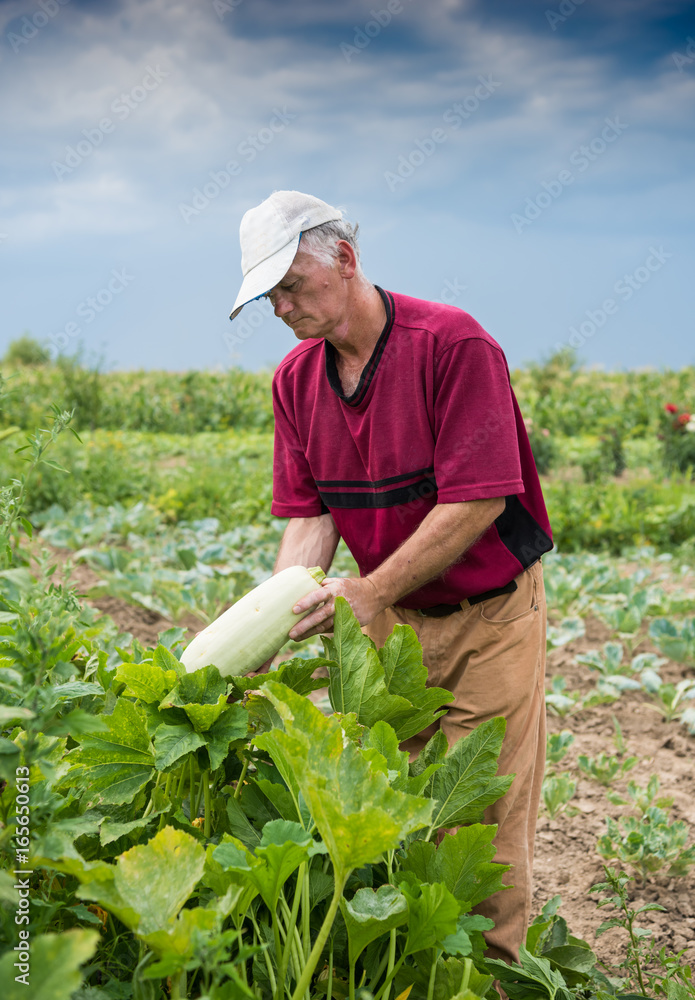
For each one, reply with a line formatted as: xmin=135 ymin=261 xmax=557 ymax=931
xmin=335 ymin=239 xmax=358 ymax=279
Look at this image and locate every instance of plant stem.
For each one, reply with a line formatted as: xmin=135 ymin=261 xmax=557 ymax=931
xmin=189 ymin=756 xmax=196 ymax=819
xmin=142 ymin=771 xmax=162 ymax=818
xmin=196 ymin=767 xmax=207 ymax=817
xmin=235 ymin=756 xmax=249 ymax=800
xmin=169 ymin=970 xmax=187 ymax=999
xmin=290 ymin=871 xmax=348 ymax=1000
xmin=381 ymin=851 xmax=396 ymax=1000
xmin=203 ymin=770 xmax=211 ymax=839
xmin=426 ymin=949 xmax=441 ymax=1000
xmin=626 ymin=905 xmax=647 ymax=994
xmin=276 ymin=866 xmax=305 ymax=1000
xmin=301 ymin=864 xmax=311 ymax=961
xmin=367 ymin=950 xmax=390 ymax=993
xmin=460 ymin=958 xmax=472 ymax=993
xmin=327 ymin=939 xmax=334 ymax=1000
xmin=250 ymin=909 xmax=277 ymax=996
xmin=175 ymin=764 xmax=187 ymax=806
xmin=373 ymin=952 xmax=407 ymax=1000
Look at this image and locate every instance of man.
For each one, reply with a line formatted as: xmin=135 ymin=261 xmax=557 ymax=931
xmin=228 ymin=190 xmax=553 ymax=964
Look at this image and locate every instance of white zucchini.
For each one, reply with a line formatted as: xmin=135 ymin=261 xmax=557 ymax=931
xmin=180 ymin=565 xmax=326 ymax=676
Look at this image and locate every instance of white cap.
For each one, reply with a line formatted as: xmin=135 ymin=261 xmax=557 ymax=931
xmin=229 ymin=190 xmax=343 ymax=320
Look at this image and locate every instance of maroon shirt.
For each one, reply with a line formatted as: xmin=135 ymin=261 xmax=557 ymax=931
xmin=271 ymin=287 xmax=552 ymax=609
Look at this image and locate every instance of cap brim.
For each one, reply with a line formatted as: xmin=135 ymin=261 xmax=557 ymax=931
xmin=229 ymin=235 xmax=300 ymax=320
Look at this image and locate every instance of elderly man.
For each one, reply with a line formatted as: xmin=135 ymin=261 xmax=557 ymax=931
xmin=229 ymin=190 xmax=553 ymax=964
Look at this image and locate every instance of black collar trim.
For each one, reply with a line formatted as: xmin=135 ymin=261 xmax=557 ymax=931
xmin=324 ymin=286 xmax=394 ymax=406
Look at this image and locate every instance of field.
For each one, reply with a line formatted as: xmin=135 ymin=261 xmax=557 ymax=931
xmin=1 ymin=352 xmax=694 ymax=1000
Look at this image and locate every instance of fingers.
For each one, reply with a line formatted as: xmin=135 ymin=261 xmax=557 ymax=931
xmin=289 ymin=601 xmax=336 ymax=640
xmin=292 ymin=585 xmax=331 ymax=615
xmin=291 ymin=618 xmax=334 ymax=640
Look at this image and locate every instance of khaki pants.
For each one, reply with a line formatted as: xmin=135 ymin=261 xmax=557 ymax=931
xmin=364 ymin=560 xmax=547 ymax=965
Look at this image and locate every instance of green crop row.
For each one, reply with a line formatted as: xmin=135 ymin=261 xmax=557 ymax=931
xmin=2 ymin=348 xmax=694 ymax=442
xmin=2 ymin=426 xmax=694 ymax=553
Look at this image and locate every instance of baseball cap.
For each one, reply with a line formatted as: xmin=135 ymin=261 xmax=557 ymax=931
xmin=229 ymin=190 xmax=343 ymax=320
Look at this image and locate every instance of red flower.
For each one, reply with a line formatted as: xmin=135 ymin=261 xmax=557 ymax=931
xmin=664 ymin=403 xmax=678 ymax=414
xmin=678 ymin=413 xmax=691 ymax=424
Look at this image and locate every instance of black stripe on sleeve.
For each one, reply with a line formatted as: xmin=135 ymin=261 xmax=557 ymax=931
xmin=315 ymin=466 xmax=434 ymax=489
xmin=319 ymin=476 xmax=437 ymax=509
xmin=494 ymin=495 xmax=553 ymax=567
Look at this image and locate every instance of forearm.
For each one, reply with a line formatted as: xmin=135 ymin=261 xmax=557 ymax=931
xmin=273 ymin=513 xmax=341 ymax=574
xmin=367 ymin=497 xmax=505 ymax=607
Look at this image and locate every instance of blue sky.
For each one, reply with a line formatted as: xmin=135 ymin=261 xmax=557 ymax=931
xmin=0 ymin=0 xmax=693 ymax=373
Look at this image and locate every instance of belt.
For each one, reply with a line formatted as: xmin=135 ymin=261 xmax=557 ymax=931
xmin=417 ymin=578 xmax=518 ymax=617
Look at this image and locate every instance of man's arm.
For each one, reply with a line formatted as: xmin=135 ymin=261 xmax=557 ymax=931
xmin=273 ymin=513 xmax=341 ymax=574
xmin=289 ymin=496 xmax=505 ymax=640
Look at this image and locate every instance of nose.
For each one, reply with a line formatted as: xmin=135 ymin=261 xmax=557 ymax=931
xmin=273 ymin=294 xmax=293 ymax=319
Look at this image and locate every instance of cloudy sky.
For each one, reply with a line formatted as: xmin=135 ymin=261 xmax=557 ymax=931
xmin=1 ymin=0 xmax=693 ymax=373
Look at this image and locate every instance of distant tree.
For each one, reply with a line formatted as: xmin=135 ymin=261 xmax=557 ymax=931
xmin=3 ymin=333 xmax=51 ymax=367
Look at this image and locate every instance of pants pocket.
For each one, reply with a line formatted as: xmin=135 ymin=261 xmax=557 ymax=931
xmin=479 ymin=567 xmax=538 ymax=625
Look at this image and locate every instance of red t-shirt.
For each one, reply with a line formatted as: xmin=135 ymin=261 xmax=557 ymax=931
xmin=271 ymin=287 xmax=552 ymax=608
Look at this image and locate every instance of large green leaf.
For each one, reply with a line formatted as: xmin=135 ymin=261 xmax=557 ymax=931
xmin=340 ymin=884 xmax=408 ymax=965
xmin=204 ymin=704 xmax=248 ymax=771
xmin=0 ymin=704 xmax=35 ymax=724
xmin=159 ymin=665 xmax=229 ymax=732
xmin=401 ymin=880 xmax=461 ymax=955
xmin=324 ymin=600 xmax=412 ymax=727
xmin=141 ymin=906 xmax=218 ymax=958
xmin=230 ymin=657 xmax=333 ymax=698
xmin=213 ymin=822 xmax=325 ymax=911
xmin=78 ymin=826 xmax=205 ymax=937
xmin=361 ymin=720 xmax=443 ymax=796
xmin=153 ymin=644 xmax=186 ymax=678
xmin=0 ymin=929 xmax=99 ymax=1000
xmin=486 ymin=945 xmax=573 ymax=1000
xmin=63 ymin=698 xmax=155 ymax=806
xmin=115 ymin=660 xmax=177 ymax=704
xmin=400 ymin=824 xmax=511 ymax=910
xmin=260 ymin=681 xmax=432 ymax=879
xmin=427 ymin=718 xmax=513 ymax=833
xmin=378 ymin=624 xmax=455 ymax=741
xmin=323 ymin=599 xmax=454 ymax=740
xmin=154 ymin=722 xmax=206 ymax=771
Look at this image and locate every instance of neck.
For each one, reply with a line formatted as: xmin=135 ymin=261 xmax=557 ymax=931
xmin=326 ymin=281 xmax=386 ymax=365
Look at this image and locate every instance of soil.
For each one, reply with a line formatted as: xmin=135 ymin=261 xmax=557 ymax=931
xmin=49 ymin=546 xmax=695 ymax=977
xmin=534 ymin=614 xmax=695 ymax=976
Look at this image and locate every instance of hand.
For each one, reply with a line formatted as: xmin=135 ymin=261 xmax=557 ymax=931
xmin=288 ymin=576 xmax=385 ymax=641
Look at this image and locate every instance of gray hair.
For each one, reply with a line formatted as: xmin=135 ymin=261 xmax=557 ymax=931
xmin=298 ymin=218 xmax=364 ymax=274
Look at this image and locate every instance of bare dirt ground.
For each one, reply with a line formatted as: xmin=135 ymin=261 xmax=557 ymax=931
xmin=535 ymin=615 xmax=695 ymax=976
xmin=56 ymin=549 xmax=695 ymax=978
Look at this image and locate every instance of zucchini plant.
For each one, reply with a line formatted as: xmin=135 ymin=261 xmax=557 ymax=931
xmin=1 ymin=588 xmax=515 ymax=1000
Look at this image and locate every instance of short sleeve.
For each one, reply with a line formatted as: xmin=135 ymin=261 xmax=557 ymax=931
xmin=433 ymin=338 xmax=524 ymax=502
xmin=271 ymin=378 xmax=327 ymax=518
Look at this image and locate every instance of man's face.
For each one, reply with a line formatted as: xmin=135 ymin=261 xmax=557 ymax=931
xmin=265 ymin=246 xmax=351 ymax=343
